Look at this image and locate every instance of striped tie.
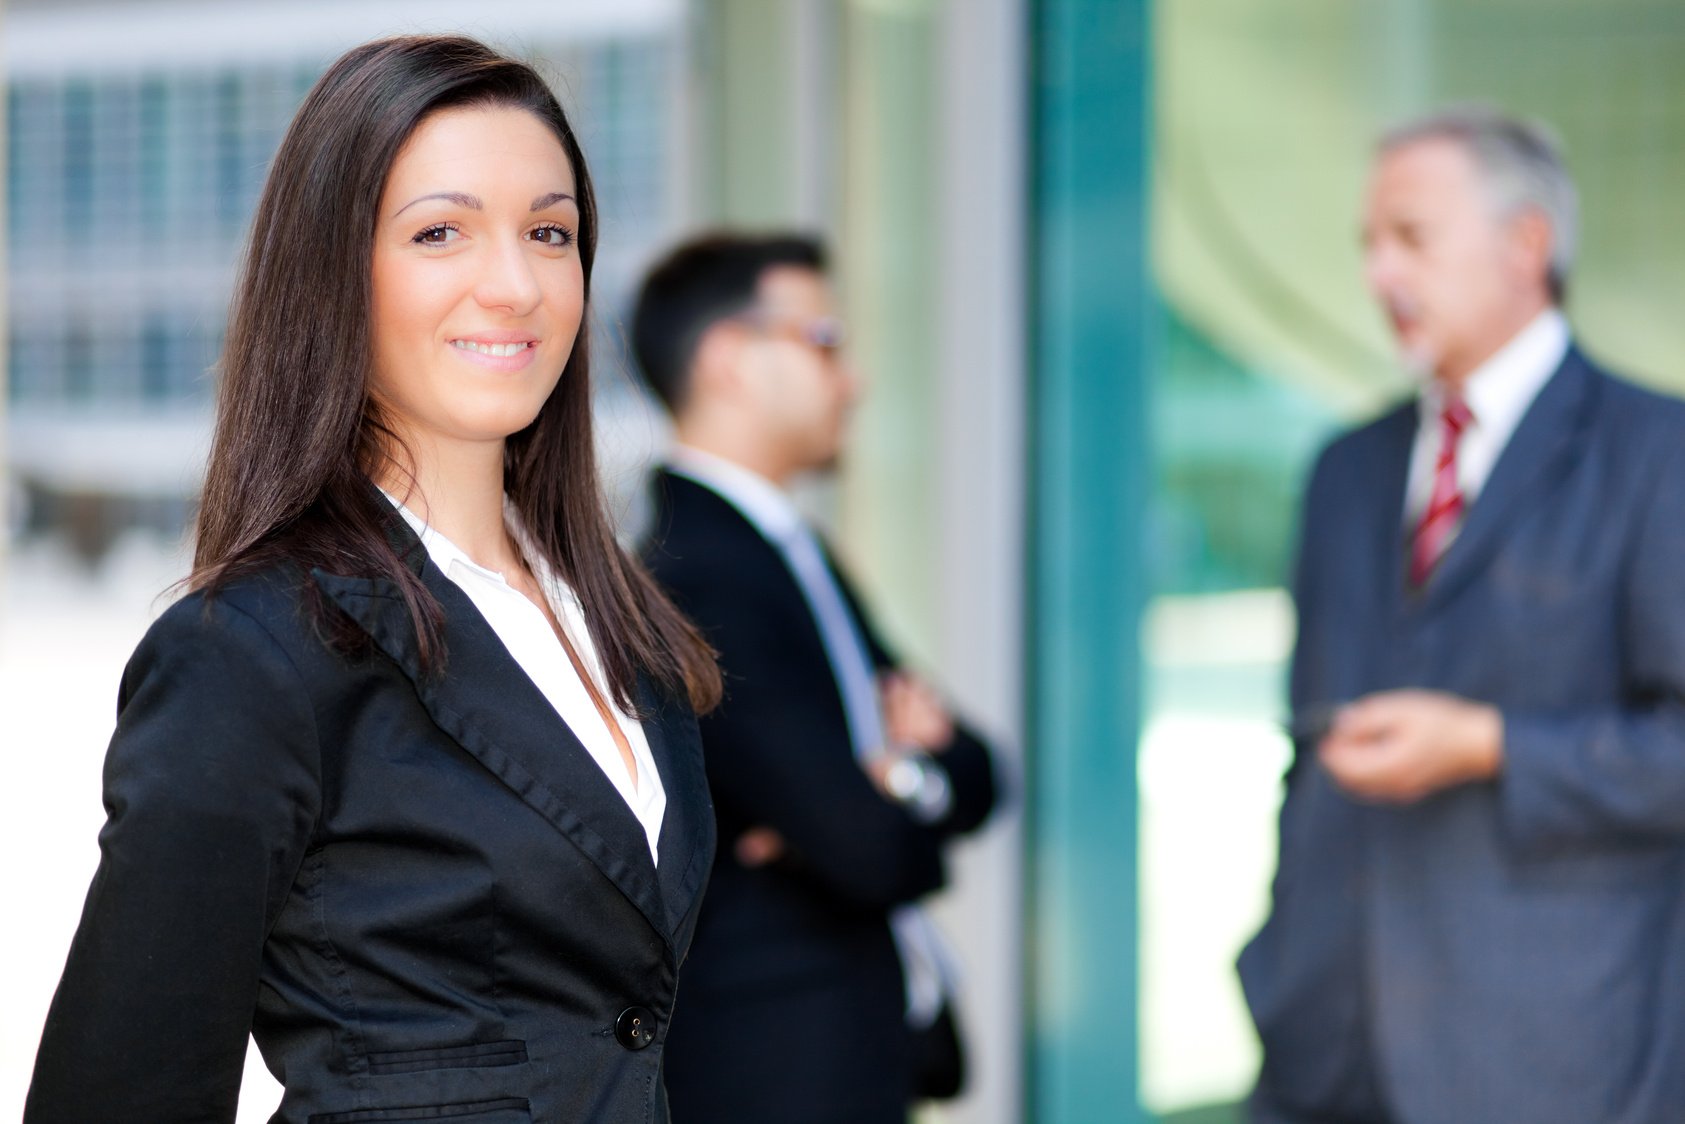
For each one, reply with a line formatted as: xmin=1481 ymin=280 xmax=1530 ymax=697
xmin=1409 ymin=396 xmax=1474 ymax=588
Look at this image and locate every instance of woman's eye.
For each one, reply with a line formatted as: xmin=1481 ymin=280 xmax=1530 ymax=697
xmin=531 ymin=224 xmax=575 ymax=248
xmin=412 ymin=224 xmax=460 ymax=245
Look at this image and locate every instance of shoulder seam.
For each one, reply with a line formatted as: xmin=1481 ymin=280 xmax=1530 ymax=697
xmin=213 ymin=592 xmax=326 ymax=805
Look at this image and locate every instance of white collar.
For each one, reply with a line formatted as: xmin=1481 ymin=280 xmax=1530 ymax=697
xmin=379 ymin=488 xmax=496 ymax=580
xmin=378 ymin=487 xmax=576 ymax=606
xmin=1421 ymin=308 xmax=1569 ymax=433
xmin=666 ymin=444 xmax=806 ymax=544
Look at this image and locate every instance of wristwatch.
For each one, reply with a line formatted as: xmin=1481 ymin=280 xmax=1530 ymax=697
xmin=882 ymin=753 xmax=953 ymax=823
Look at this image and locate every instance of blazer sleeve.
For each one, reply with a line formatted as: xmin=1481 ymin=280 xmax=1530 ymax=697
xmin=1284 ymin=433 xmax=1352 ymax=748
xmin=668 ymin=561 xmax=956 ymax=911
xmin=926 ymin=723 xmax=998 ymax=836
xmin=828 ymin=554 xmax=999 ymax=836
xmin=26 ymin=594 xmax=322 ymax=1124
xmin=1498 ymin=434 xmax=1685 ymax=851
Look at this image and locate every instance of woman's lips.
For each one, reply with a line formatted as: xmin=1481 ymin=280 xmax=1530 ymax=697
xmin=448 ymin=336 xmax=540 ymax=371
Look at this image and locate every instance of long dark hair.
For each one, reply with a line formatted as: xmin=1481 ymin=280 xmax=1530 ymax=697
xmin=193 ymin=34 xmax=720 ymax=714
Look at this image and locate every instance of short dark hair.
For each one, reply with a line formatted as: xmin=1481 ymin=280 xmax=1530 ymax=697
xmin=630 ymin=232 xmax=826 ymax=412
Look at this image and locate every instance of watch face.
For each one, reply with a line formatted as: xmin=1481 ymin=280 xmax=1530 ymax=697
xmin=886 ymin=757 xmax=923 ymax=801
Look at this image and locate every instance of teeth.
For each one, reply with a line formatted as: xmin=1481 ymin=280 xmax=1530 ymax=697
xmin=452 ymin=340 xmax=531 ymax=357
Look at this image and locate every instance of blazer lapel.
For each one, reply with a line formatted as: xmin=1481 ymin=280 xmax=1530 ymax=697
xmin=313 ymin=549 xmax=676 ymax=954
xmin=637 ymin=676 xmax=713 ymax=938
xmin=1365 ymin=405 xmax=1417 ymax=613
xmin=1416 ymin=350 xmax=1594 ymax=611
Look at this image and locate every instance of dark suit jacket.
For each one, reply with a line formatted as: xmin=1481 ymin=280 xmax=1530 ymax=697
xmin=640 ymin=469 xmax=995 ymax=1124
xmin=26 ymin=519 xmax=714 ymax=1124
xmin=1240 ymin=349 xmax=1685 ymax=1124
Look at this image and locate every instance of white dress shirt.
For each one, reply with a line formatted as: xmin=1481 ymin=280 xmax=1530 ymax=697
xmin=383 ymin=491 xmax=665 ymax=866
xmin=1404 ymin=308 xmax=1570 ymax=525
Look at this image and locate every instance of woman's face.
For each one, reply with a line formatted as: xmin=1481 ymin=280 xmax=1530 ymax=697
xmin=369 ymin=104 xmax=584 ymax=457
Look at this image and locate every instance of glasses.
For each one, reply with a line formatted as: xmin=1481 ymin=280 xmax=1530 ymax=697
xmin=736 ymin=311 xmax=847 ymax=355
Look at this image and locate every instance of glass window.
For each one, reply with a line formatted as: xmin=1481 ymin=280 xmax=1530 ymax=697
xmin=138 ymin=78 xmax=170 ymax=231
xmin=214 ymin=72 xmax=245 ymax=233
xmin=60 ymin=81 xmax=95 ymax=248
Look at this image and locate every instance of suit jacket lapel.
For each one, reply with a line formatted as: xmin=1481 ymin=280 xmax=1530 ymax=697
xmin=637 ymin=676 xmax=712 ymax=937
xmin=1417 ymin=349 xmax=1594 ymax=611
xmin=1364 ymin=405 xmax=1417 ymax=614
xmin=657 ymin=470 xmax=840 ymax=682
xmin=312 ymin=534 xmax=679 ymax=953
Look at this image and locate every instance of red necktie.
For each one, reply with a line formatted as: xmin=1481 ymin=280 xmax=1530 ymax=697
xmin=1409 ymin=396 xmax=1473 ymax=588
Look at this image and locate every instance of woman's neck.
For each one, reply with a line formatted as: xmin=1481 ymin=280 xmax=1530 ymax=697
xmin=375 ymin=434 xmax=521 ymax=574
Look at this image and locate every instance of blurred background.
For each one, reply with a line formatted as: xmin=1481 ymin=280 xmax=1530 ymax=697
xmin=2 ymin=1 xmax=1682 ymax=1121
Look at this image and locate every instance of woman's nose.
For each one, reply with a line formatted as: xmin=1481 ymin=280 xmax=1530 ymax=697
xmin=474 ymin=236 xmax=542 ymax=314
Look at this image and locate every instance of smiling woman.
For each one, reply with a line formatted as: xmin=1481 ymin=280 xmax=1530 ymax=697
xmin=24 ymin=35 xmax=720 ymax=1124
xmin=369 ymin=106 xmax=586 ymax=454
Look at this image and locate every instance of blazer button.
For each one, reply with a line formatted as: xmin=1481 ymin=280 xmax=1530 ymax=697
xmin=615 ymin=1006 xmax=657 ymax=1051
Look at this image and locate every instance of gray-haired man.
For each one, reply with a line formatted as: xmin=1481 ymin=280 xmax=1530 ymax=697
xmin=1239 ymin=107 xmax=1685 ymax=1123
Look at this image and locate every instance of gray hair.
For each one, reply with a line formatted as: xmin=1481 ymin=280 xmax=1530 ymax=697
xmin=1381 ymin=106 xmax=1578 ymax=302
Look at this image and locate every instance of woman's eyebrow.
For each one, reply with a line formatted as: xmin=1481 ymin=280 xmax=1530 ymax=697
xmin=393 ymin=190 xmax=480 ymax=217
xmin=391 ymin=190 xmax=575 ymax=218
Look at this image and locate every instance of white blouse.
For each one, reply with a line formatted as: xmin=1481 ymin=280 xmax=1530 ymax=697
xmin=383 ymin=492 xmax=666 ymax=866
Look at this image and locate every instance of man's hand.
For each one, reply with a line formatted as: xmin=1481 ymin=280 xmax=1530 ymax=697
xmin=739 ymin=671 xmax=958 ymax=864
xmin=881 ymin=671 xmax=954 ymax=752
xmin=734 ymin=826 xmax=786 ymax=867
xmin=1317 ymin=689 xmax=1504 ymax=804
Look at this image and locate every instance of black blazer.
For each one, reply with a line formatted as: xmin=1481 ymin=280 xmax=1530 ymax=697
xmin=26 ymin=521 xmax=714 ymax=1124
xmin=641 ymin=470 xmax=995 ymax=1124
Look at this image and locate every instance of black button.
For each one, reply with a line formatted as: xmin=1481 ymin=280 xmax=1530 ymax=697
xmin=615 ymin=1006 xmax=657 ymax=1051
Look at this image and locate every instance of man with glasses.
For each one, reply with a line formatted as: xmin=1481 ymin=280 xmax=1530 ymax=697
xmin=632 ymin=233 xmax=996 ymax=1124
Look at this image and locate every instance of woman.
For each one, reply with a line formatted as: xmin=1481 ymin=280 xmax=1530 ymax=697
xmin=25 ymin=35 xmax=720 ymax=1124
